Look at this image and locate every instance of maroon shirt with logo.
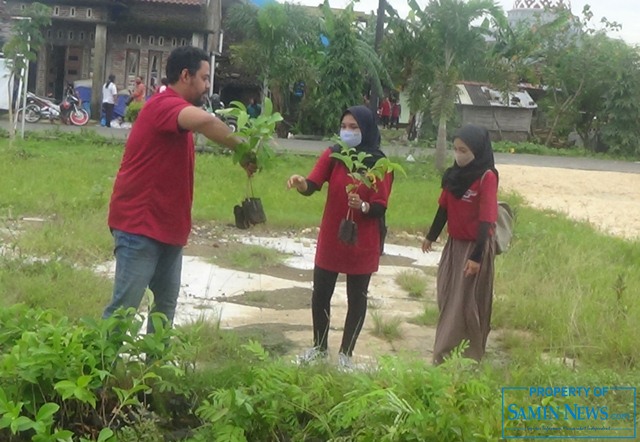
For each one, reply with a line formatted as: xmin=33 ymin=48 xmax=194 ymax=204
xmin=438 ymin=170 xmax=498 ymax=241
xmin=108 ymin=88 xmax=194 ymax=246
xmin=308 ymin=148 xmax=393 ymax=274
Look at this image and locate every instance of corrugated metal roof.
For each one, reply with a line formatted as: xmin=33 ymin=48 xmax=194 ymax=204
xmin=456 ymin=83 xmax=537 ymax=109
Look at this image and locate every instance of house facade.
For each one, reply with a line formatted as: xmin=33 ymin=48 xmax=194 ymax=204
xmin=2 ymin=0 xmax=229 ymax=116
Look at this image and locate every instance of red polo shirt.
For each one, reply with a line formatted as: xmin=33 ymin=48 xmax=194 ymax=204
xmin=108 ymin=88 xmax=194 ymax=246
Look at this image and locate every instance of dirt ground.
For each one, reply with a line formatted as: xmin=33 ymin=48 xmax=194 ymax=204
xmin=498 ymin=164 xmax=640 ymax=239
xmin=186 ymin=164 xmax=640 ymax=366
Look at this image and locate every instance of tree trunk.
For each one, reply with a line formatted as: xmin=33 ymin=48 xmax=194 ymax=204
xmin=368 ymin=0 xmax=386 ymax=118
xmin=435 ymin=114 xmax=448 ymax=172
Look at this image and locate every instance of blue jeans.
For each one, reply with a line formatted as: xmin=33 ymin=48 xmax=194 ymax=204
xmin=103 ymin=229 xmax=183 ymax=333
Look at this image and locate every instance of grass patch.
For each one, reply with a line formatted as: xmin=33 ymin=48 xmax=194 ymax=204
xmin=369 ymin=311 xmax=404 ymax=342
xmin=213 ymin=244 xmax=287 ymax=271
xmin=409 ymin=303 xmax=440 ymax=327
xmin=395 ymin=269 xmax=429 ymax=298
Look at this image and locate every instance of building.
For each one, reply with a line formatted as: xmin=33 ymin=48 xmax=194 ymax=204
xmin=507 ymin=0 xmax=572 ymax=28
xmin=1 ymin=0 xmax=231 ymax=117
xmin=456 ymin=82 xmax=537 ymax=142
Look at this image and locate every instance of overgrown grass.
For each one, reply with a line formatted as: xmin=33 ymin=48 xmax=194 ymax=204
xmin=410 ymin=303 xmax=440 ymax=327
xmin=369 ymin=311 xmax=404 ymax=342
xmin=394 ymin=269 xmax=429 ymax=298
xmin=1 ymin=134 xmax=640 ymax=373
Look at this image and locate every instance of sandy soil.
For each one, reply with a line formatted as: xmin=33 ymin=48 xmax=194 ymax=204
xmin=499 ymin=165 xmax=640 ymax=239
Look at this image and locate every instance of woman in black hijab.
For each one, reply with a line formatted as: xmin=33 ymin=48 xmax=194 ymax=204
xmin=286 ymin=105 xmax=394 ymax=370
xmin=422 ymin=124 xmax=499 ymax=364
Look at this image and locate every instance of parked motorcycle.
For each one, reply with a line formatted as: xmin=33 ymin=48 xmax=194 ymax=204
xmin=203 ymin=94 xmax=237 ymax=132
xmin=18 ymin=85 xmax=89 ymax=126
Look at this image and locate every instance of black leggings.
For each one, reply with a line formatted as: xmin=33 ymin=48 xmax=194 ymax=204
xmin=312 ymin=266 xmax=372 ymax=356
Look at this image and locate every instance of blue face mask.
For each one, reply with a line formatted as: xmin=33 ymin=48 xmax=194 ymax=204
xmin=339 ymin=129 xmax=362 ymax=148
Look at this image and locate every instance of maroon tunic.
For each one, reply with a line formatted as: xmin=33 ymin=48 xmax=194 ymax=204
xmin=308 ymin=148 xmax=393 ymax=275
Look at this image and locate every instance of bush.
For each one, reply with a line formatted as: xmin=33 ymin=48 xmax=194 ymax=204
xmin=125 ymin=101 xmax=144 ymax=123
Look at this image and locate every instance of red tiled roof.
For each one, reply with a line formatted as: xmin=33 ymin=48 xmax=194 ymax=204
xmin=138 ymin=0 xmax=204 ymax=5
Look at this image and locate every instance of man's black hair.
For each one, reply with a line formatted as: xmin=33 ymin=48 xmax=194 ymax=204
xmin=166 ymin=46 xmax=209 ymax=84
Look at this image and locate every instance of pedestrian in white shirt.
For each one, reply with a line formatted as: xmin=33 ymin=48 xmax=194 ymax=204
xmin=102 ymin=74 xmax=117 ymax=128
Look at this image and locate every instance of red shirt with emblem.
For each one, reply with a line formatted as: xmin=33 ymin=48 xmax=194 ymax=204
xmin=438 ymin=171 xmax=498 ymax=241
xmin=108 ymin=88 xmax=194 ymax=246
xmin=308 ymin=148 xmax=393 ymax=275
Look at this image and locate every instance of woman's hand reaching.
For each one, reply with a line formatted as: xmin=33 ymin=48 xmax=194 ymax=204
xmin=287 ymin=174 xmax=308 ymax=192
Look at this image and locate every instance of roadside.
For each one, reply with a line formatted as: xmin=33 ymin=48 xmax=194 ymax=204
xmin=2 ymin=117 xmax=640 ymax=174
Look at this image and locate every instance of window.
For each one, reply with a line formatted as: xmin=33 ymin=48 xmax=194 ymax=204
xmin=90 ymin=32 xmax=94 ymax=41
xmin=20 ymin=4 xmax=25 ymax=10
xmin=46 ymin=30 xmax=52 ymax=38
xmin=53 ymin=6 xmax=59 ymax=16
xmin=127 ymin=34 xmax=132 ymax=44
xmin=70 ymin=7 xmax=76 ymax=17
xmin=158 ymin=36 xmax=165 ymax=46
xmin=79 ymin=32 xmax=84 ymax=40
xmin=180 ymin=38 xmax=187 ymax=46
xmin=125 ymin=49 xmax=140 ymax=86
xmin=171 ymin=37 xmax=177 ymax=47
xmin=86 ymin=8 xmax=92 ymax=18
xmin=149 ymin=36 xmax=155 ymax=45
xmin=68 ymin=31 xmax=74 ymax=40
xmin=136 ymin=35 xmax=142 ymax=45
xmin=58 ymin=30 xmax=64 ymax=39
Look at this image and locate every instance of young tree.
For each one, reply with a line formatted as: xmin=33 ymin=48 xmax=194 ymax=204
xmin=226 ymin=2 xmax=322 ymax=133
xmin=298 ymin=4 xmax=389 ymax=135
xmin=2 ymin=2 xmax=51 ymax=140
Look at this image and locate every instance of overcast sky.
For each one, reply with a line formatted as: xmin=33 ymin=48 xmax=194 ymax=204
xmin=283 ymin=0 xmax=640 ymax=45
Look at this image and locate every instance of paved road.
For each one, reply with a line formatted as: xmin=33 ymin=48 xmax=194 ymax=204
xmin=2 ymin=118 xmax=639 ymax=174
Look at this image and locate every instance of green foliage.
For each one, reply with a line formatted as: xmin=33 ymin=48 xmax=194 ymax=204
xmin=298 ymin=5 xmax=389 ymax=135
xmin=369 ymin=312 xmax=404 ymax=342
xmin=395 ymin=269 xmax=428 ymax=298
xmin=0 ymin=305 xmax=196 ymax=440
xmin=217 ymin=97 xmax=283 ymax=170
xmin=125 ymin=101 xmax=144 ymax=123
xmin=329 ymin=141 xmax=406 ymax=193
xmin=1 ymin=2 xmax=52 ymax=74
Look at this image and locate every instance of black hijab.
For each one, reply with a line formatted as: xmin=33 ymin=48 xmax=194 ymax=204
xmin=330 ymin=105 xmax=385 ymax=168
xmin=442 ymin=124 xmax=499 ymax=199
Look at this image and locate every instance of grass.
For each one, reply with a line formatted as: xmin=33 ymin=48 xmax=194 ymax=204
xmin=369 ymin=311 xmax=404 ymax=342
xmin=410 ymin=303 xmax=440 ymax=327
xmin=1 ymin=133 xmax=640 ymax=371
xmin=394 ymin=269 xmax=429 ymax=298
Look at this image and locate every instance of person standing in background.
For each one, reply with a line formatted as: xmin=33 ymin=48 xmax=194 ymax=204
xmin=102 ymin=74 xmax=117 ymax=128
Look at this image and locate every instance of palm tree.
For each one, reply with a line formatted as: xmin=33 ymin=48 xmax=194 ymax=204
xmin=404 ymin=0 xmax=505 ymax=171
xmin=225 ymin=2 xmax=322 ymax=123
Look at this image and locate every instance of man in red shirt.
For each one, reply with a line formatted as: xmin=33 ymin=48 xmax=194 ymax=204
xmin=104 ymin=46 xmax=252 ymax=332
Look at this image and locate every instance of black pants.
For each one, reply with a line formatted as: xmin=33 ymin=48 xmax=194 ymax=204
xmin=312 ymin=266 xmax=371 ymax=356
xmin=102 ymin=102 xmax=114 ymax=127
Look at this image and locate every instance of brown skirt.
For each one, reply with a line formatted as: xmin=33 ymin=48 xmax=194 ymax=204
xmin=433 ymin=237 xmax=495 ymax=364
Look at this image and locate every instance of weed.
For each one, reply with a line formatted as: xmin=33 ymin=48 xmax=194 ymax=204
xmin=369 ymin=311 xmax=403 ymax=342
xmin=409 ymin=303 xmax=439 ymax=326
xmin=395 ymin=269 xmax=428 ymax=298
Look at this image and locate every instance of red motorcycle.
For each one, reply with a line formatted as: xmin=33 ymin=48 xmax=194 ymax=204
xmin=18 ymin=84 xmax=89 ymax=126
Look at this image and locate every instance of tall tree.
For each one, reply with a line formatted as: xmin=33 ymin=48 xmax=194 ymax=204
xmin=298 ymin=3 xmax=389 ymax=135
xmin=226 ymin=2 xmax=322 ymax=128
xmin=418 ymin=0 xmax=504 ymax=172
